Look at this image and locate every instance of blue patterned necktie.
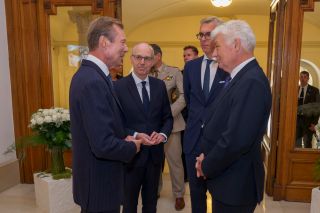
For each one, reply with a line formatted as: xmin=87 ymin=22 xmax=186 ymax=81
xmin=203 ymin=59 xmax=213 ymax=99
xmin=224 ymin=75 xmax=232 ymax=88
xmin=141 ymin=81 xmax=150 ymax=112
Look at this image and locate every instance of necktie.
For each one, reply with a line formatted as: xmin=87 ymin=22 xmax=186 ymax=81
xmin=223 ymin=75 xmax=232 ymax=88
xmin=203 ymin=59 xmax=213 ymax=99
xmin=141 ymin=81 xmax=150 ymax=112
xmin=298 ymin=87 xmax=304 ymax=105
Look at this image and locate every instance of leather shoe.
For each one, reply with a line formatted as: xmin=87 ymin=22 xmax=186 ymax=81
xmin=175 ymin=197 xmax=185 ymax=211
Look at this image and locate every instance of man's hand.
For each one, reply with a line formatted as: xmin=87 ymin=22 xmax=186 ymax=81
xmin=131 ymin=139 xmax=142 ymax=153
xmin=125 ymin=135 xmax=135 ymax=141
xmin=136 ymin=133 xmax=155 ymax=145
xmin=195 ymin=153 xmax=206 ymax=179
xmin=150 ymin=131 xmax=165 ymax=145
xmin=125 ymin=135 xmax=144 ymax=153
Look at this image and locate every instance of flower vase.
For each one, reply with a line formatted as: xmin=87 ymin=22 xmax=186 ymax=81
xmin=51 ymin=146 xmax=65 ymax=175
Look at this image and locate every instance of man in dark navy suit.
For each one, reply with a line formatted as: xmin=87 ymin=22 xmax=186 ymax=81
xmin=183 ymin=16 xmax=229 ymax=213
xmin=114 ymin=43 xmax=173 ymax=213
xmin=196 ymin=20 xmax=272 ymax=213
xmin=69 ymin=17 xmax=143 ymax=213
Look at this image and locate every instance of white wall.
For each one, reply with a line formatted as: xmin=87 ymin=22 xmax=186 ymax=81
xmin=0 ymin=0 xmax=16 ymax=164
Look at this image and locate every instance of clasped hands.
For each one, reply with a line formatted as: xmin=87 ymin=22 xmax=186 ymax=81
xmin=125 ymin=132 xmax=165 ymax=153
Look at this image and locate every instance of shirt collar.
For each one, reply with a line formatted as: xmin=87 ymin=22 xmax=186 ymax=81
xmin=230 ymin=57 xmax=255 ymax=79
xmin=86 ymin=54 xmax=110 ymax=77
xmin=132 ymin=71 xmax=149 ymax=85
xmin=157 ymin=63 xmax=164 ymax=72
xmin=203 ymin=55 xmax=216 ymax=64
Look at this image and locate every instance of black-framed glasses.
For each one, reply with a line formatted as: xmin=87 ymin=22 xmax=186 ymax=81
xmin=196 ymin=32 xmax=212 ymax=40
xmin=132 ymin=55 xmax=154 ymax=62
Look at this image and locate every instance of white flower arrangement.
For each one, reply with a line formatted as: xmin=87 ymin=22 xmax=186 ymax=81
xmin=30 ymin=108 xmax=70 ymax=127
xmin=28 ymin=108 xmax=71 ymax=149
xmin=4 ymin=107 xmax=72 ymax=179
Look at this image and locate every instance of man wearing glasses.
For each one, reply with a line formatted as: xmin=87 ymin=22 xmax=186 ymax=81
xmin=183 ymin=16 xmax=229 ymax=213
xmin=114 ymin=43 xmax=173 ymax=213
xmin=149 ymin=43 xmax=186 ymax=211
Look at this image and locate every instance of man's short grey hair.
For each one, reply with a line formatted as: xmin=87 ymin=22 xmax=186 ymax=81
xmin=211 ymin=20 xmax=256 ymax=52
xmin=200 ymin=16 xmax=223 ymax=26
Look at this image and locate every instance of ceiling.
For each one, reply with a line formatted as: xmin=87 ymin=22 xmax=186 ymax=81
xmin=122 ymin=0 xmax=271 ymax=33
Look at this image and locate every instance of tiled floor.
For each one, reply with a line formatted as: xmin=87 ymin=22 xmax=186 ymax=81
xmin=0 ymin=174 xmax=310 ymax=213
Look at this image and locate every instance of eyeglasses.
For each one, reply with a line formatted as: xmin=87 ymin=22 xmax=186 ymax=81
xmin=132 ymin=55 xmax=154 ymax=62
xmin=196 ymin=32 xmax=212 ymax=40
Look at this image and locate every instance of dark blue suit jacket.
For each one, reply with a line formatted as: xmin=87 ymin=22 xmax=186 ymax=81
xmin=183 ymin=56 xmax=229 ymax=154
xmin=69 ymin=59 xmax=136 ymax=211
xmin=201 ymin=59 xmax=272 ymax=206
xmin=114 ymin=74 xmax=173 ymax=167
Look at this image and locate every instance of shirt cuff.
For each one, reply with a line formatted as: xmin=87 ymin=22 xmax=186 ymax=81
xmin=133 ymin=132 xmax=138 ymax=139
xmin=160 ymin=133 xmax=168 ymax=143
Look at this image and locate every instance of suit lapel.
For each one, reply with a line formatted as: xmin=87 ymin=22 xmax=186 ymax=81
xmin=305 ymin=85 xmax=312 ymax=103
xmin=149 ymin=77 xmax=156 ymax=114
xmin=82 ymin=60 xmax=124 ymax=112
xmin=193 ymin=56 xmax=206 ymax=104
xmin=127 ymin=74 xmax=147 ymax=116
xmin=206 ymin=67 xmax=227 ymax=103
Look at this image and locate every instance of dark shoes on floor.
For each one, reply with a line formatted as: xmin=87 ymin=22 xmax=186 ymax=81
xmin=175 ymin=197 xmax=185 ymax=211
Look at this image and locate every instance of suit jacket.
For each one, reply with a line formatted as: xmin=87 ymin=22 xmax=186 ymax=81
xmin=301 ymin=84 xmax=319 ymax=105
xmin=201 ymin=59 xmax=272 ymax=206
xmin=69 ymin=60 xmax=137 ymax=211
xmin=152 ymin=63 xmax=186 ymax=133
xmin=183 ymin=56 xmax=229 ymax=154
xmin=114 ymin=74 xmax=173 ymax=167
xmin=298 ymin=84 xmax=320 ymax=128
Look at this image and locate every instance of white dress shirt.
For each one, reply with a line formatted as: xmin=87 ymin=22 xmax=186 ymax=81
xmin=131 ymin=72 xmax=150 ymax=102
xmin=229 ymin=57 xmax=255 ymax=81
xmin=298 ymin=85 xmax=308 ymax=99
xmin=201 ymin=55 xmax=219 ymax=91
xmin=86 ymin=54 xmax=110 ymax=78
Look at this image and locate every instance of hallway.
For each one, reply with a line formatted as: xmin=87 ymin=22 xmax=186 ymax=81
xmin=0 ymin=173 xmax=310 ymax=213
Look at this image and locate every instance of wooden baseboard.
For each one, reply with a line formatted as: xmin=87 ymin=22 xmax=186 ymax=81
xmin=0 ymin=159 xmax=20 ymax=192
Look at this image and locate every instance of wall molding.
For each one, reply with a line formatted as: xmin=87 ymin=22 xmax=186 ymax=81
xmin=0 ymin=159 xmax=20 ymax=192
xmin=52 ymin=40 xmax=320 ymax=49
xmin=51 ymin=40 xmax=270 ymax=48
xmin=127 ymin=41 xmax=269 ymax=48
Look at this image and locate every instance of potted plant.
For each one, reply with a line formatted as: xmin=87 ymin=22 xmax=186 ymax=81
xmin=12 ymin=108 xmax=72 ymax=179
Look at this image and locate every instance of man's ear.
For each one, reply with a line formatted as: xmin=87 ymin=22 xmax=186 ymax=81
xmin=234 ymin=38 xmax=241 ymax=52
xmin=99 ymin=36 xmax=110 ymax=49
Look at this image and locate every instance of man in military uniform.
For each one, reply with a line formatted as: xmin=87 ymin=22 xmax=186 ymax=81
xmin=150 ymin=43 xmax=186 ymax=211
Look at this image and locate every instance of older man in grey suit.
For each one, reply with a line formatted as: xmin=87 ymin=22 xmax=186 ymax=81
xmin=150 ymin=43 xmax=186 ymax=211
